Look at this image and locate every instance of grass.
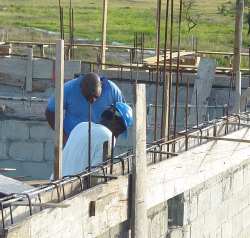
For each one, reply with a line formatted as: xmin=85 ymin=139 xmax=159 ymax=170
xmin=0 ymin=0 xmax=249 ymax=53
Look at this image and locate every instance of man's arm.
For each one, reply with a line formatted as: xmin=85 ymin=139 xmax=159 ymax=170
xmin=45 ymin=108 xmax=68 ymax=145
xmin=108 ymin=80 xmax=125 ymax=103
xmin=45 ymin=108 xmax=55 ymax=130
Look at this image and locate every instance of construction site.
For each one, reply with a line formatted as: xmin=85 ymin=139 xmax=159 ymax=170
xmin=0 ymin=0 xmax=250 ymax=237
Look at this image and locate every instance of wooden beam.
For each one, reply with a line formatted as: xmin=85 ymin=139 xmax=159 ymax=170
xmin=54 ymin=40 xmax=64 ymax=180
xmin=101 ymin=0 xmax=108 ymax=68
xmin=131 ymin=83 xmax=148 ymax=238
xmin=25 ymin=47 xmax=33 ymax=92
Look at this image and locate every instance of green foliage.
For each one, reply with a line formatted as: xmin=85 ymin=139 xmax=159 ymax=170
xmin=0 ymin=0 xmax=248 ymax=52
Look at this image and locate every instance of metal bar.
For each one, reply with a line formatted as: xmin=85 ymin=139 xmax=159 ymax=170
xmin=189 ymin=135 xmax=250 ymax=143
xmin=195 ymin=89 xmax=199 ymax=128
xmin=168 ymin=0 xmax=174 ymax=140
xmin=148 ymin=150 xmax=178 ymax=156
xmin=173 ymin=0 xmax=183 ymax=138
xmin=110 ymin=134 xmax=115 ymax=174
xmin=153 ymin=0 xmax=162 ymax=141
xmin=88 ymin=102 xmax=92 ymax=188
xmin=160 ymin=0 xmax=170 ymax=139
xmin=12 ymin=202 xmax=69 ymax=208
xmin=185 ymin=78 xmax=189 ymax=132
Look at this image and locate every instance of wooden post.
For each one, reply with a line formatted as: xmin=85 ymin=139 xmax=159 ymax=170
xmin=101 ymin=0 xmax=108 ymax=69
xmin=233 ymin=0 xmax=244 ymax=113
xmin=25 ymin=47 xmax=33 ymax=92
xmin=131 ymin=84 xmax=148 ymax=238
xmin=54 ymin=40 xmax=64 ymax=180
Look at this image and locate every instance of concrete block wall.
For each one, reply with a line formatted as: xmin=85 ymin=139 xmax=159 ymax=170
xmin=181 ymin=162 xmax=250 ymax=238
xmin=0 ymin=119 xmax=54 ymax=179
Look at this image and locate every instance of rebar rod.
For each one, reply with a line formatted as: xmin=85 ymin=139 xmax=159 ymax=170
xmin=88 ymin=103 xmax=92 ymax=188
xmin=153 ymin=0 xmax=162 ymax=141
xmin=173 ymin=0 xmax=183 ymax=138
xmin=185 ymin=78 xmax=189 ymax=132
xmin=168 ymin=0 xmax=174 ymax=139
xmin=160 ymin=0 xmax=170 ymax=139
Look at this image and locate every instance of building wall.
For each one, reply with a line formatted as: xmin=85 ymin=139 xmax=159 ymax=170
xmin=0 ymin=119 xmax=54 ymax=179
xmin=181 ymin=162 xmax=250 ymax=238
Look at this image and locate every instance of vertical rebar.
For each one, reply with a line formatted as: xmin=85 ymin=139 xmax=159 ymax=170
xmin=110 ymin=134 xmax=115 ymax=174
xmin=88 ymin=102 xmax=92 ymax=188
xmin=173 ymin=0 xmax=183 ymax=138
xmin=153 ymin=0 xmax=162 ymax=141
xmin=160 ymin=0 xmax=170 ymax=139
xmin=185 ymin=78 xmax=189 ymax=132
xmin=168 ymin=0 xmax=174 ymax=139
xmin=195 ymin=89 xmax=199 ymax=128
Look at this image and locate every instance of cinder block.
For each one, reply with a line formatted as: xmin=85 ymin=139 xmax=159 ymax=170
xmin=168 ymin=228 xmax=183 ymax=238
xmin=44 ymin=141 xmax=54 ymax=161
xmin=9 ymin=142 xmax=43 ymax=161
xmin=197 ymin=188 xmax=211 ymax=216
xmin=243 ymin=165 xmax=250 ymax=186
xmin=232 ymin=212 xmax=243 ymax=237
xmin=232 ymin=169 xmax=244 ymax=194
xmin=30 ymin=125 xmax=54 ymax=140
xmin=210 ymin=183 xmax=223 ymax=210
xmin=0 ymin=142 xmax=7 ymax=159
xmin=222 ymin=176 xmax=233 ymax=201
xmin=0 ymin=120 xmax=29 ymax=140
xmin=221 ymin=220 xmax=232 ymax=238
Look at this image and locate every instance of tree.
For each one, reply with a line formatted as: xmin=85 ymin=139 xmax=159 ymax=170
xmin=183 ymin=0 xmax=201 ymax=33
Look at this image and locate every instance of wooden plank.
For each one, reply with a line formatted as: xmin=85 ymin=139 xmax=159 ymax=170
xmin=25 ymin=47 xmax=33 ymax=92
xmin=144 ymin=51 xmax=195 ymax=65
xmin=54 ymin=40 xmax=64 ymax=180
xmin=132 ymin=84 xmax=147 ymax=238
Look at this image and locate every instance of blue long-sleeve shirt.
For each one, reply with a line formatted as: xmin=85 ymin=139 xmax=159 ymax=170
xmin=47 ymin=75 xmax=124 ymax=135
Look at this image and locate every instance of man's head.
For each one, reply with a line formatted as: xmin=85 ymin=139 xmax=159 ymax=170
xmin=101 ymin=103 xmax=133 ymax=138
xmin=81 ymin=72 xmax=102 ymax=103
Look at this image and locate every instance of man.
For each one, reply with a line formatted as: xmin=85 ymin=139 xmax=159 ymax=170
xmin=45 ymin=72 xmax=124 ymax=143
xmin=60 ymin=102 xmax=133 ymax=177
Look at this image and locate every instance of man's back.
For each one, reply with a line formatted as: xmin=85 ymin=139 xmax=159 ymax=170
xmin=47 ymin=75 xmax=124 ymax=136
xmin=62 ymin=122 xmax=113 ymax=176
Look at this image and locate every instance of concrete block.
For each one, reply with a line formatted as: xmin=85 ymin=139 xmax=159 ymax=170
xmin=168 ymin=228 xmax=183 ymax=238
xmin=210 ymin=183 xmax=223 ymax=210
xmin=9 ymin=142 xmax=43 ymax=161
xmin=197 ymin=188 xmax=211 ymax=216
xmin=44 ymin=141 xmax=54 ymax=161
xmin=243 ymin=165 xmax=250 ymax=185
xmin=0 ymin=142 xmax=7 ymax=159
xmin=0 ymin=120 xmax=29 ymax=140
xmin=222 ymin=176 xmax=233 ymax=201
xmin=221 ymin=220 xmax=233 ymax=238
xmin=232 ymin=169 xmax=244 ymax=194
xmin=30 ymin=125 xmax=54 ymax=140
xmin=0 ymin=160 xmax=53 ymax=179
xmin=232 ymin=212 xmax=243 ymax=237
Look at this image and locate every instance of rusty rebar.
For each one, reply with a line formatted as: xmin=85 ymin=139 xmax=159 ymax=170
xmin=153 ymin=0 xmax=162 ymax=141
xmin=173 ymin=0 xmax=183 ymax=138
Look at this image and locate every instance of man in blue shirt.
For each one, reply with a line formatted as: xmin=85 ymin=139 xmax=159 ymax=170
xmin=45 ymin=72 xmax=124 ymax=144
